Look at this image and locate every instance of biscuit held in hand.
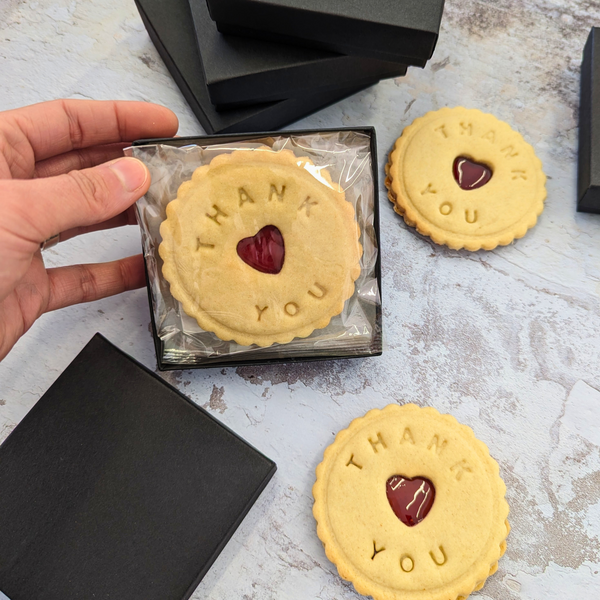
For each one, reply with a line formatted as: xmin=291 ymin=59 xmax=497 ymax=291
xmin=313 ymin=404 xmax=510 ymax=600
xmin=386 ymin=107 xmax=546 ymax=251
xmin=159 ymin=148 xmax=362 ymax=347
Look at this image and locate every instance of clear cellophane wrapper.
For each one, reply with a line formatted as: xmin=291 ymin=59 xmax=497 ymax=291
xmin=126 ymin=130 xmax=381 ymax=368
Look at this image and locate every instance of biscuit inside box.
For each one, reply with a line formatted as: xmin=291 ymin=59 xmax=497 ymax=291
xmin=128 ymin=129 xmax=382 ymax=369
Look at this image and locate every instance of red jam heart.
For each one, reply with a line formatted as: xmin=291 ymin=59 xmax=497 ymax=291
xmin=237 ymin=225 xmax=285 ymax=275
xmin=386 ymin=475 xmax=435 ymax=527
xmin=453 ymin=156 xmax=492 ymax=190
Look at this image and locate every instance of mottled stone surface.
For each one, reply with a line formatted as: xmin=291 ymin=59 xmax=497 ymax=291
xmin=1 ymin=1 xmax=600 ymax=598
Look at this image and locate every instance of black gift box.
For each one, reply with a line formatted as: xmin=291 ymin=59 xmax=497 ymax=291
xmin=207 ymin=0 xmax=445 ymax=64
xmin=136 ymin=0 xmax=380 ymax=134
xmin=0 ymin=334 xmax=276 ymax=600
xmin=578 ymin=27 xmax=600 ymax=214
xmin=131 ymin=129 xmax=383 ymax=370
xmin=190 ymin=0 xmax=408 ymax=109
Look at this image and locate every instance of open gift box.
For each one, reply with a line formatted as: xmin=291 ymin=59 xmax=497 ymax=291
xmin=128 ymin=128 xmax=383 ymax=370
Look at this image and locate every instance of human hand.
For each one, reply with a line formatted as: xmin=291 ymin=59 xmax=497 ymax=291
xmin=0 ymin=99 xmax=178 ymax=361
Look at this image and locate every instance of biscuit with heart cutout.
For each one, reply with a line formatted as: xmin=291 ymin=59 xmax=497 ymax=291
xmin=385 ymin=107 xmax=546 ymax=251
xmin=313 ymin=403 xmax=510 ymax=600
xmin=159 ymin=147 xmax=362 ymax=347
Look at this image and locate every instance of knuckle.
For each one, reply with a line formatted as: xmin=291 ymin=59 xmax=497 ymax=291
xmin=65 ymin=169 xmax=112 ymax=219
xmin=63 ymin=100 xmax=85 ymax=148
xmin=0 ymin=132 xmax=9 ymax=161
xmin=76 ymin=264 xmax=100 ymax=303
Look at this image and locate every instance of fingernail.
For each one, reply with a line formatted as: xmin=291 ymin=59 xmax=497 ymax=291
xmin=107 ymin=157 xmax=149 ymax=192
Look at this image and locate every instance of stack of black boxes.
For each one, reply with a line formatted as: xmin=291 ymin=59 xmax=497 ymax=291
xmin=135 ymin=0 xmax=446 ymax=133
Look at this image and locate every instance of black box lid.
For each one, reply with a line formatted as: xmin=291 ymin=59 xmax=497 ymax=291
xmin=0 ymin=334 xmax=276 ymax=600
xmin=135 ymin=0 xmax=379 ymax=134
xmin=208 ymin=0 xmax=445 ymax=63
xmin=190 ymin=0 xmax=410 ymax=108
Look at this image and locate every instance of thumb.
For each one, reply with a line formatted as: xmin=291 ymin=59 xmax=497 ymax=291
xmin=4 ymin=157 xmax=150 ymax=244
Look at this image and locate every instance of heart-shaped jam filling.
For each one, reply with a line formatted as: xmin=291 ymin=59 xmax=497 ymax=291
xmin=386 ymin=475 xmax=435 ymax=527
xmin=453 ymin=156 xmax=492 ymax=190
xmin=237 ymin=225 xmax=285 ymax=274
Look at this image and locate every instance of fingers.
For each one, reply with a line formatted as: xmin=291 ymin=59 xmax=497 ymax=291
xmin=2 ymin=157 xmax=150 ymax=246
xmin=46 ymin=254 xmax=146 ymax=312
xmin=3 ymin=99 xmax=178 ymax=163
xmin=33 ymin=143 xmax=129 ymax=178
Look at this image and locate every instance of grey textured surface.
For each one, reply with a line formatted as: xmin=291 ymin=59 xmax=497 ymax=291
xmin=1 ymin=1 xmax=600 ymax=598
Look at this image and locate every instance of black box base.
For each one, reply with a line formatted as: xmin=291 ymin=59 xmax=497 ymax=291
xmin=578 ymin=27 xmax=600 ymax=214
xmin=212 ymin=73 xmax=396 ymax=111
xmin=132 ymin=130 xmax=383 ymax=370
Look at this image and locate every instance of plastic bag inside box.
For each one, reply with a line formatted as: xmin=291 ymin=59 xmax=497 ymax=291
xmin=127 ymin=130 xmax=381 ymax=368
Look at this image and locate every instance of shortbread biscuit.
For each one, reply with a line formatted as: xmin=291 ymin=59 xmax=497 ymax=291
xmin=313 ymin=404 xmax=509 ymax=600
xmin=386 ymin=107 xmax=546 ymax=250
xmin=159 ymin=148 xmax=362 ymax=347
